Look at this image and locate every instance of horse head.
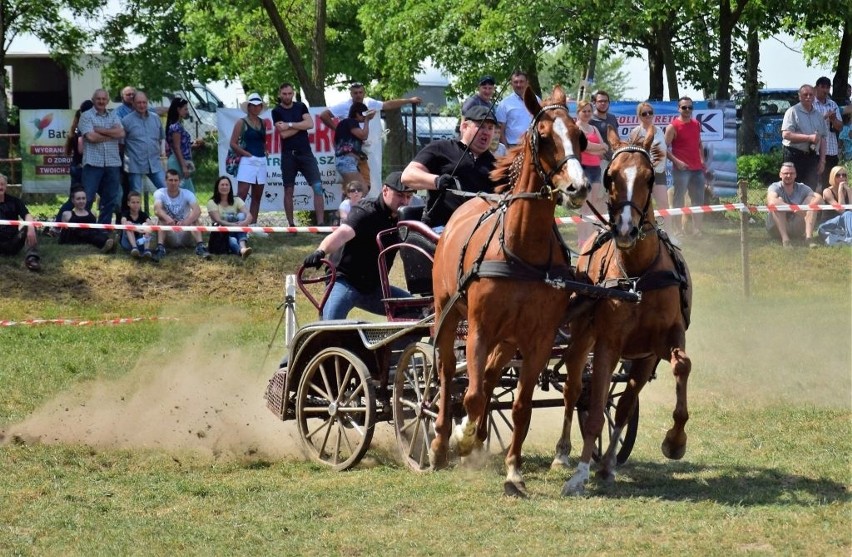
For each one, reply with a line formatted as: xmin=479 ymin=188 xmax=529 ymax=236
xmin=603 ymin=128 xmax=659 ymax=249
xmin=521 ymin=85 xmax=589 ymax=208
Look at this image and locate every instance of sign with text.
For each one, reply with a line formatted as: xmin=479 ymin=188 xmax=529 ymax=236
xmin=20 ymin=109 xmax=75 ymax=193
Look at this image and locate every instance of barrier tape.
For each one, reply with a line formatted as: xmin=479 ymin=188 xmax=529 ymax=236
xmin=3 ymin=203 xmax=851 ymax=231
xmin=0 ymin=316 xmax=179 ymax=327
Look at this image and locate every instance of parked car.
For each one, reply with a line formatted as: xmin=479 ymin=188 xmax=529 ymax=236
xmin=732 ymin=88 xmax=799 ymax=153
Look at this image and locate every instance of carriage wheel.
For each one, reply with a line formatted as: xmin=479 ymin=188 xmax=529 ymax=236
xmin=296 ymin=347 xmax=376 ymax=471
xmin=577 ymin=382 xmax=639 ymax=466
xmin=483 ymin=367 xmax=517 ymax=455
xmin=392 ymin=342 xmax=439 ymax=472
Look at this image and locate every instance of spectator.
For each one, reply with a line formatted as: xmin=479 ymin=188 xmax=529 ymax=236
xmin=333 ymin=101 xmax=373 ymax=188
xmin=813 ymin=76 xmax=844 ymax=192
xmin=462 ymin=76 xmax=497 ymax=113
xmin=120 ymin=190 xmax=153 ymax=259
xmin=152 ymin=169 xmax=210 ymax=261
xmin=165 ymin=97 xmax=196 ymax=192
xmin=59 ymin=186 xmax=116 ymax=253
xmin=574 ymin=99 xmax=609 ymax=247
xmin=840 ymin=112 xmax=852 ymax=163
xmin=114 ymin=86 xmax=137 ymax=120
xmin=766 ymin=162 xmax=822 ymax=247
xmin=496 ymin=70 xmax=539 ymax=148
xmin=665 ymin=96 xmax=706 ymax=236
xmin=121 ymin=91 xmax=166 ymax=195
xmin=232 ymin=92 xmax=269 ymax=226
xmin=302 ymin=172 xmax=414 ymax=320
xmin=401 ymin=105 xmax=498 ymax=230
xmin=590 ymin=89 xmax=619 ymax=166
xmin=817 ymin=166 xmax=852 ymax=245
xmin=781 ymin=84 xmax=828 ymax=193
xmin=207 ymin=175 xmax=252 ymax=258
xmin=338 ymin=181 xmax=366 ymax=222
xmin=628 ymin=101 xmax=675 ymax=241
xmin=79 ymin=88 xmax=124 ymax=225
xmin=0 ymin=173 xmax=41 ymax=271
xmin=53 ymin=100 xmax=93 ymax=232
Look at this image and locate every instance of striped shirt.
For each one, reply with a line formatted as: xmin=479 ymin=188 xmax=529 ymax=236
xmin=813 ymin=97 xmax=842 ymax=156
xmin=79 ymin=108 xmax=123 ymax=167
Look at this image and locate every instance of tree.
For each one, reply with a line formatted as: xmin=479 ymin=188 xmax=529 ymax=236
xmin=538 ymin=44 xmax=631 ymax=100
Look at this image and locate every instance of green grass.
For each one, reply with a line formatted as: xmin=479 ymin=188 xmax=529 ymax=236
xmin=1 ymin=220 xmax=850 ymax=555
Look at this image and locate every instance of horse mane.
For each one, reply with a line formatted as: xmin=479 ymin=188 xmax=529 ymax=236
xmin=621 ymin=134 xmax=665 ymax=169
xmin=490 ymin=142 xmax=525 ymax=192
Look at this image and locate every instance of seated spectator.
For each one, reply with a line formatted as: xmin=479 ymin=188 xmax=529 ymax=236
xmin=120 ymin=191 xmax=153 ymax=259
xmin=0 ymin=173 xmax=41 ymax=271
xmin=334 ymin=102 xmax=373 ymax=187
xmin=338 ymin=181 xmax=365 ymax=222
xmin=152 ymin=169 xmax=210 ymax=261
xmin=207 ymin=175 xmax=252 ymax=258
xmin=59 ymin=186 xmax=116 ymax=252
xmin=817 ymin=165 xmax=852 ymax=245
xmin=766 ymin=162 xmax=823 ymax=247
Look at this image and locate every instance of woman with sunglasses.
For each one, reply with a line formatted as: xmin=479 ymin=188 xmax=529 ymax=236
xmin=665 ymin=96 xmax=706 ymax=236
xmin=338 ymin=181 xmax=366 ymax=221
xmin=629 ymin=102 xmax=676 ymax=242
xmin=817 ymin=166 xmax=852 ymax=245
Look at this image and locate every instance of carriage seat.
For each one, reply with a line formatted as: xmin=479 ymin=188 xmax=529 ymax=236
xmin=396 ymin=220 xmax=439 ymax=296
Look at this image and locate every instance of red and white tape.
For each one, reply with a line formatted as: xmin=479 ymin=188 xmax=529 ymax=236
xmin=0 ymin=316 xmax=178 ymax=327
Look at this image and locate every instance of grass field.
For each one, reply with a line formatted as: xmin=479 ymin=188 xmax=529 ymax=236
xmin=1 ymin=217 xmax=850 ymax=555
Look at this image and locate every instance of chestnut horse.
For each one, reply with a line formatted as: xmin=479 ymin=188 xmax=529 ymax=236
xmin=430 ymin=85 xmax=590 ymax=497
xmin=556 ymin=129 xmax=693 ymax=495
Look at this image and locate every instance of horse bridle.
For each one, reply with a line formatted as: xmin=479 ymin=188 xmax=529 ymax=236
xmin=602 ymin=145 xmax=656 ymax=234
xmin=527 ymin=104 xmax=579 ymax=196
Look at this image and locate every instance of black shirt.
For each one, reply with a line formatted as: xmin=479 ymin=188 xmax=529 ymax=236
xmin=412 ymin=139 xmax=496 ymax=227
xmin=0 ymin=194 xmax=29 ymax=241
xmin=337 ymin=196 xmax=400 ymax=293
xmin=271 ymin=102 xmax=312 ymax=152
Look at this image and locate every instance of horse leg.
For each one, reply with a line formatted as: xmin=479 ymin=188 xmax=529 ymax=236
xmin=504 ymin=345 xmax=550 ymax=498
xmin=551 ymin=339 xmax=592 ymax=470
xmin=598 ymin=357 xmax=658 ymax=481
xmin=563 ymin=345 xmax=618 ymax=496
xmin=474 ymin=343 xmax=514 ymax=447
xmin=661 ymin=343 xmax=691 ymax=460
xmin=429 ymin=313 xmax=460 ymax=469
xmin=454 ymin=322 xmax=488 ymax=457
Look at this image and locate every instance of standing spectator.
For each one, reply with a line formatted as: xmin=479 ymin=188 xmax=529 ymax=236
xmin=462 ymin=76 xmax=497 ymax=113
xmin=333 ymin=101 xmax=373 ymax=188
xmin=271 ymin=84 xmax=325 ymax=226
xmin=0 ymin=173 xmax=41 ymax=271
xmin=813 ymin=76 xmax=843 ymax=192
xmin=338 ymin=181 xmax=365 ymax=222
xmin=231 ymin=92 xmax=269 ymax=227
xmin=165 ymin=97 xmax=196 ymax=192
xmin=114 ymin=86 xmax=137 ymax=120
xmin=120 ymin=191 xmax=153 ymax=258
xmin=590 ymin=89 xmax=619 ymax=166
xmin=401 ymin=105 xmax=497 ymax=230
xmin=302 ymin=172 xmax=414 ymax=320
xmin=59 ymin=186 xmax=115 ymax=253
xmin=121 ymin=92 xmax=166 ymax=195
xmin=152 ymin=169 xmax=210 ymax=261
xmin=574 ymin=100 xmax=608 ymax=247
xmin=766 ymin=162 xmax=822 ymax=247
xmin=628 ymin=101 xmax=675 ymax=240
xmin=79 ymin=88 xmax=124 ymax=225
xmin=665 ymin=96 xmax=706 ymax=236
xmin=496 ymin=70 xmax=539 ymax=148
xmin=781 ymin=84 xmax=828 ymax=193
xmin=207 ymin=175 xmax=252 ymax=258
xmin=839 ymin=112 xmax=852 ymax=163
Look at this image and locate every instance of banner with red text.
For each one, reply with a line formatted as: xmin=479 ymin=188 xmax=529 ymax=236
xmin=20 ymin=109 xmax=75 ymax=193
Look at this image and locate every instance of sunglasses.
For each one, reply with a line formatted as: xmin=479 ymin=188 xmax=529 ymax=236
xmin=640 ymin=111 xmax=654 ymax=117
xmin=837 ymin=173 xmax=848 ymax=177
xmin=680 ymin=105 xmax=694 ymax=110
xmin=348 ymin=188 xmax=363 ymax=193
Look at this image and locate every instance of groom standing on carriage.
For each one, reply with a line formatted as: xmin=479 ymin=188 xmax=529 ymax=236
xmin=401 ymin=105 xmax=499 ymax=230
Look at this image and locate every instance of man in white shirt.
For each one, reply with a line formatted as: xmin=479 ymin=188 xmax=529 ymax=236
xmin=496 ymin=70 xmax=539 ymax=148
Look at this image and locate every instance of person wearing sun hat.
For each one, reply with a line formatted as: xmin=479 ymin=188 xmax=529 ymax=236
xmin=230 ymin=92 xmax=269 ymax=226
xmin=302 ymin=171 xmax=414 ymax=319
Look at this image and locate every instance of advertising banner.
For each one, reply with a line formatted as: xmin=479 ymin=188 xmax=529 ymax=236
xmin=20 ymin=109 xmax=76 ymax=193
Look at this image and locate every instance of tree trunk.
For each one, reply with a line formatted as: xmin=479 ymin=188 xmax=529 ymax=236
xmin=740 ymin=25 xmax=760 ymax=156
xmin=647 ymin=43 xmax=664 ymax=101
xmin=383 ymin=109 xmax=410 ymax=172
xmin=657 ymin=28 xmax=679 ymax=100
xmin=833 ymin=18 xmax=851 ymax=105
xmin=580 ymin=38 xmax=599 ymax=100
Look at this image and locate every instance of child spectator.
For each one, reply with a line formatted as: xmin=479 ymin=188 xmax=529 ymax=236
xmin=338 ymin=181 xmax=365 ymax=222
xmin=207 ymin=175 xmax=252 ymax=258
xmin=120 ymin=191 xmax=153 ymax=259
xmin=59 ymin=186 xmax=115 ymax=253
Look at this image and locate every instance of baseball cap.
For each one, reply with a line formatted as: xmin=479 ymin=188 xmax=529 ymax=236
xmin=479 ymin=75 xmax=495 ymax=86
xmin=247 ymin=93 xmax=264 ymax=105
xmin=462 ymin=105 xmax=498 ymax=124
xmin=383 ymin=171 xmax=415 ymax=193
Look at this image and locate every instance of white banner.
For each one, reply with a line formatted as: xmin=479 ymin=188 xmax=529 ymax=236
xmin=217 ymin=107 xmax=381 ymax=214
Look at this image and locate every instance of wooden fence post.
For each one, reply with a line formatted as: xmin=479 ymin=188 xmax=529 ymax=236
xmin=738 ymin=179 xmax=751 ymax=298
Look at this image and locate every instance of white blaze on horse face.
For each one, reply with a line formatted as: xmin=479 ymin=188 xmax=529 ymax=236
xmin=552 ymin=118 xmax=585 ymax=188
xmin=618 ymin=166 xmax=638 ymax=236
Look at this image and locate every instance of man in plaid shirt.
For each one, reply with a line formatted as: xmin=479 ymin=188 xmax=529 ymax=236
xmin=813 ymin=76 xmax=843 ymax=193
xmin=79 ymin=88 xmax=125 ymax=224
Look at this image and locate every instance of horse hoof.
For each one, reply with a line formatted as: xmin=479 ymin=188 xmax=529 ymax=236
xmin=595 ymin=468 xmax=616 ymax=483
xmin=453 ymin=421 xmax=479 ymax=457
xmin=661 ymin=439 xmax=687 ymax=460
xmin=504 ymin=480 xmax=529 ymax=499
xmin=429 ymin=446 xmax=448 ymax=469
xmin=561 ymin=480 xmax=586 ymax=497
xmin=550 ymin=454 xmax=571 ymax=470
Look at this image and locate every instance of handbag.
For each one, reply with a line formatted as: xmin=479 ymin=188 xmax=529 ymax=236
xmin=225 ymin=118 xmax=247 ymax=175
